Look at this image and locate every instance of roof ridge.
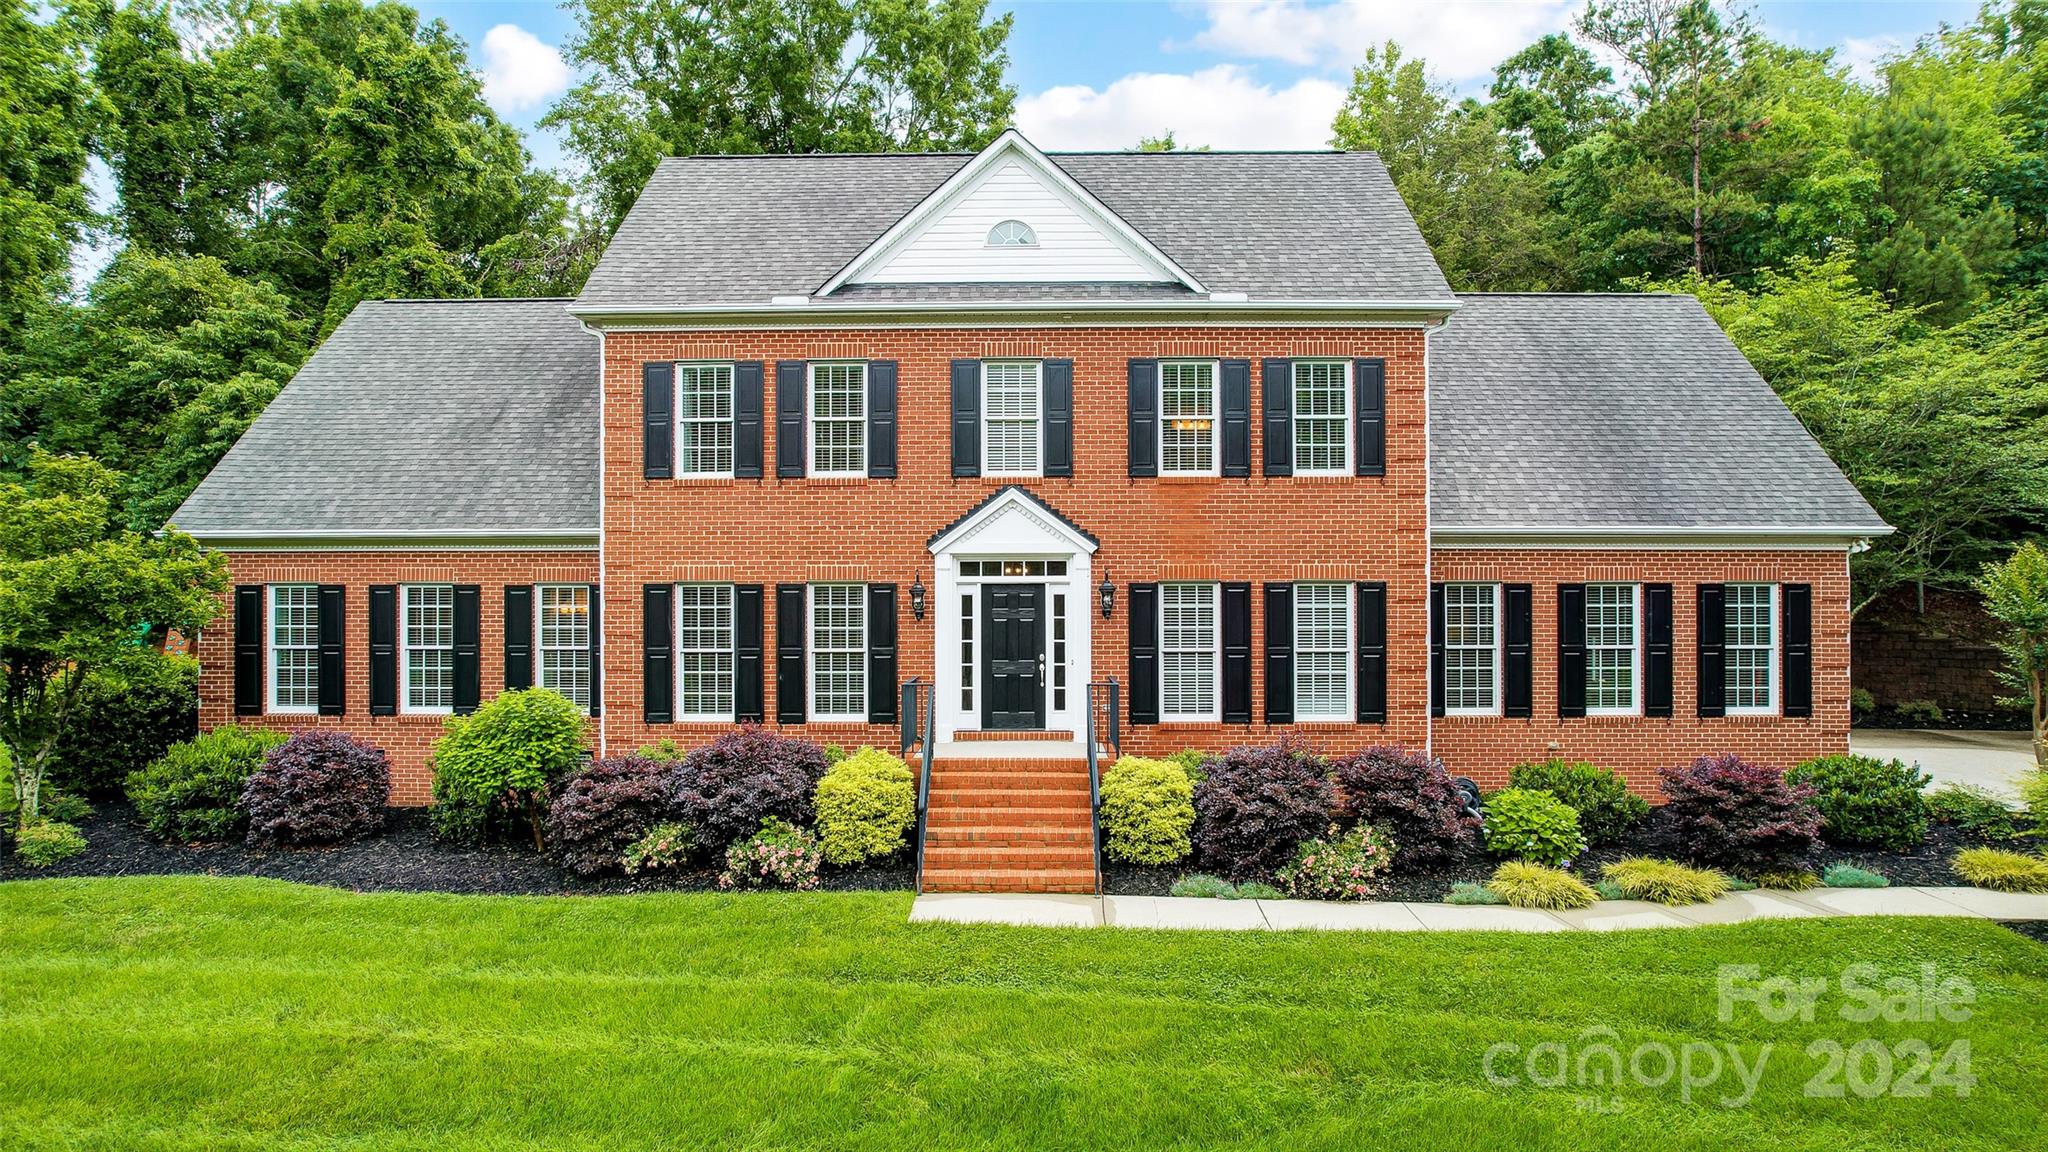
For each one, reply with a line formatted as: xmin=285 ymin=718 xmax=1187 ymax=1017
xmin=375 ymin=296 xmax=577 ymax=304
xmin=658 ymin=149 xmax=1376 ymax=161
xmin=1454 ymin=291 xmax=1686 ymax=298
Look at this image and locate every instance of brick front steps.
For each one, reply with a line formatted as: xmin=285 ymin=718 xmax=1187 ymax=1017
xmin=919 ymin=745 xmax=1097 ymax=894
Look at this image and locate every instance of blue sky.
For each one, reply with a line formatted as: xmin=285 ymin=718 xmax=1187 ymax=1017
xmin=423 ymin=0 xmax=1982 ymax=171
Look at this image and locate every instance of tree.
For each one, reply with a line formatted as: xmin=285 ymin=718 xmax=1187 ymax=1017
xmin=1978 ymin=541 xmax=2048 ymax=766
xmin=544 ymin=0 xmax=1017 ymax=228
xmin=0 ymin=0 xmax=102 ymax=350
xmin=0 ymin=453 xmax=227 ymax=827
xmin=1490 ymin=32 xmax=1618 ymax=166
xmin=1133 ymin=131 xmax=1208 ymax=153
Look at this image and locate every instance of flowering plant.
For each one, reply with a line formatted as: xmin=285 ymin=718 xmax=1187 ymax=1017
xmin=622 ymin=821 xmax=695 ymax=874
xmin=1276 ymin=823 xmax=1395 ymax=901
xmin=717 ymin=817 xmax=823 ymax=890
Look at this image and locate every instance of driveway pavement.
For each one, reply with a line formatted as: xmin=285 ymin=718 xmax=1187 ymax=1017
xmin=1850 ymin=729 xmax=2037 ymax=797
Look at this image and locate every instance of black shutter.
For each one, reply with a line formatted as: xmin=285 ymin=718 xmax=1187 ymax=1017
xmin=317 ymin=585 xmax=345 ymax=716
xmin=1645 ymin=583 xmax=1674 ymax=717
xmin=1354 ymin=358 xmax=1385 ymax=477
xmin=1697 ymin=583 xmax=1726 ymax=717
xmin=1220 ymin=359 xmax=1251 ymax=477
xmin=1127 ymin=359 xmax=1158 ymax=477
xmin=735 ymin=584 xmax=764 ymax=722
xmin=866 ymin=360 xmax=897 ymax=478
xmin=1356 ymin=582 xmax=1387 ymax=723
xmin=368 ymin=586 xmax=397 ymax=716
xmin=234 ymin=585 xmax=262 ymax=716
xmin=1428 ymin=583 xmax=1446 ymax=718
xmin=950 ymin=359 xmax=981 ymax=477
xmin=504 ymin=585 xmax=533 ymax=690
xmin=643 ymin=584 xmax=672 ymax=724
xmin=1557 ymin=584 xmax=1586 ymax=718
xmin=1264 ymin=583 xmax=1294 ymax=724
xmin=1128 ymin=583 xmax=1159 ymax=724
xmin=1504 ymin=584 xmax=1533 ymax=718
xmin=775 ymin=361 xmax=806 ymax=478
xmin=733 ymin=361 xmax=764 ymax=479
xmin=1262 ymin=358 xmax=1293 ymax=477
xmin=587 ymin=586 xmax=602 ymax=718
xmin=451 ymin=585 xmax=481 ymax=715
xmin=1783 ymin=583 xmax=1813 ymax=718
xmin=867 ymin=584 xmax=897 ymax=723
xmin=1221 ymin=582 xmax=1252 ymax=723
xmin=1043 ymin=358 xmax=1074 ymax=477
xmin=776 ymin=584 xmax=806 ymax=724
xmin=643 ymin=362 xmax=673 ymax=480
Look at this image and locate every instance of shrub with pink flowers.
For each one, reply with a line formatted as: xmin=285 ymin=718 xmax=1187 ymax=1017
xmin=1275 ymin=823 xmax=1396 ymax=901
xmin=716 ymin=818 xmax=823 ymax=890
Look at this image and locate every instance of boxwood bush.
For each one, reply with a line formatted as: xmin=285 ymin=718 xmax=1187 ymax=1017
xmin=243 ymin=731 xmax=391 ymax=849
xmin=545 ymin=756 xmax=676 ymax=876
xmin=1786 ymin=754 xmax=1929 ymax=850
xmin=1658 ymin=753 xmax=1822 ymax=877
xmin=1191 ymin=737 xmax=1334 ymax=879
xmin=1098 ymin=755 xmax=1195 ymax=865
xmin=429 ymin=689 xmax=589 ymax=848
xmin=126 ymin=726 xmax=287 ymax=843
xmin=1507 ymin=758 xmax=1648 ymax=845
xmin=1328 ymin=745 xmax=1479 ymax=866
xmin=1480 ymin=787 xmax=1586 ymax=867
xmin=813 ymin=747 xmax=916 ymax=865
xmin=48 ymin=650 xmax=197 ymax=797
xmin=671 ymin=725 xmax=828 ymax=851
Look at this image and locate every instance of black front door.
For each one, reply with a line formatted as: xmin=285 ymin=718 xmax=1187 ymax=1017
xmin=981 ymin=584 xmax=1045 ymax=729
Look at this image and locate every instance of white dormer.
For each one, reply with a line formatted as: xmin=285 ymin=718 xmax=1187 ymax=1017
xmin=820 ymin=130 xmax=1203 ymax=293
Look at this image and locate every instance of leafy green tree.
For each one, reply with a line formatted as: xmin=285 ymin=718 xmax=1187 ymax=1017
xmin=0 ymin=0 xmax=102 ymax=349
xmin=1133 ymin=132 xmax=1208 ymax=153
xmin=1490 ymin=32 xmax=1618 ymax=166
xmin=1977 ymin=541 xmax=2048 ymax=766
xmin=93 ymin=0 xmax=235 ymax=258
xmin=1854 ymin=93 xmax=2015 ymax=322
xmin=545 ymin=0 xmax=1017 ymax=228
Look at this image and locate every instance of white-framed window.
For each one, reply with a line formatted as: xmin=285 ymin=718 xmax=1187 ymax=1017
xmin=1159 ymin=582 xmax=1219 ymax=721
xmin=982 ymin=360 xmax=1042 ymax=476
xmin=809 ymin=583 xmax=867 ymax=721
xmin=1159 ymin=360 xmax=1218 ymax=476
xmin=1725 ymin=583 xmax=1777 ymax=715
xmin=1585 ymin=583 xmax=1639 ymax=715
xmin=1443 ymin=583 xmax=1500 ymax=715
xmin=676 ymin=362 xmax=735 ymax=476
xmin=677 ymin=583 xmax=735 ymax=720
xmin=1292 ymin=360 xmax=1351 ymax=475
xmin=987 ymin=219 xmax=1036 ymax=247
xmin=402 ymin=584 xmax=455 ymax=714
xmin=536 ymin=584 xmax=591 ymax=713
xmin=268 ymin=584 xmax=319 ymax=713
xmin=809 ymin=362 xmax=867 ymax=476
xmin=1294 ymin=583 xmax=1351 ymax=720
xmin=1051 ymin=590 xmax=1069 ymax=714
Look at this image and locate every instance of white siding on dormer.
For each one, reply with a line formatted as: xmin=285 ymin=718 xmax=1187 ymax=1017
xmin=860 ymin=159 xmax=1172 ymax=284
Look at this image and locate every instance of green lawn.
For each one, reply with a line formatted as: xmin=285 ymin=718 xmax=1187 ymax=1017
xmin=2 ymin=878 xmax=2045 ymax=1150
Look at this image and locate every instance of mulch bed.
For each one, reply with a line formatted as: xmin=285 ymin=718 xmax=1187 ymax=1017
xmin=0 ymin=802 xmax=913 ymax=895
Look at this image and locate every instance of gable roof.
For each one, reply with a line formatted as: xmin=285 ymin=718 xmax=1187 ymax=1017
xmin=1428 ymin=293 xmax=1888 ymax=536
xmin=927 ymin=485 xmax=1101 ymax=552
xmin=572 ymin=148 xmax=1455 ymax=315
xmin=169 ymin=298 xmax=599 ymax=542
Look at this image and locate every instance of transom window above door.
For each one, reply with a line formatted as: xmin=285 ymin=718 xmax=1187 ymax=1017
xmin=957 ymin=559 xmax=1068 ymax=577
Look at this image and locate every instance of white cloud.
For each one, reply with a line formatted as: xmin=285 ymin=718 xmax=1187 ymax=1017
xmin=1016 ymin=65 xmax=1348 ymax=151
xmin=1838 ymin=34 xmax=1903 ymax=84
xmin=1182 ymin=0 xmax=1576 ymax=84
xmin=478 ymin=24 xmax=571 ymax=114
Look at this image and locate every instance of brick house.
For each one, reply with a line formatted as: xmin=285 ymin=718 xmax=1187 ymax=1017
xmin=173 ymin=132 xmax=1888 ymax=889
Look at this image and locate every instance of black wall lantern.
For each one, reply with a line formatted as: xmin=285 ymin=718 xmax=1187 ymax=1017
xmin=1099 ymin=572 xmax=1114 ymax=619
xmin=910 ymin=573 xmax=927 ymax=621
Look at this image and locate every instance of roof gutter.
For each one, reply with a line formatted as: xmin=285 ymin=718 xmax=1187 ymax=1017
xmin=1432 ymin=525 xmax=1893 ymax=550
xmin=174 ymin=528 xmax=600 ymax=551
xmin=568 ymin=297 xmax=1462 ymax=327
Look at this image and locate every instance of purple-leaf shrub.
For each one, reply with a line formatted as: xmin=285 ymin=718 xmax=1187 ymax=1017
xmin=545 ymin=756 xmax=676 ymax=876
xmin=668 ymin=725 xmax=829 ymax=851
xmin=242 ymin=731 xmax=390 ymax=849
xmin=1190 ymin=735 xmax=1335 ymax=879
xmin=1328 ymin=745 xmax=1480 ymax=867
xmin=1659 ymin=753 xmax=1823 ymax=876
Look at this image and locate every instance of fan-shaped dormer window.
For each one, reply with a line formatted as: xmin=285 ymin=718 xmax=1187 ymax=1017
xmin=987 ymin=219 xmax=1037 ymax=247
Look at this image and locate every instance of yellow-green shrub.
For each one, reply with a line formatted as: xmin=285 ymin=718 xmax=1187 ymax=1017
xmin=813 ymin=747 xmax=915 ymax=865
xmin=1485 ymin=861 xmax=1599 ymax=910
xmin=1952 ymin=847 xmax=2048 ymax=893
xmin=1601 ymin=857 xmax=1731 ymax=905
xmin=1100 ymin=755 xmax=1195 ymax=865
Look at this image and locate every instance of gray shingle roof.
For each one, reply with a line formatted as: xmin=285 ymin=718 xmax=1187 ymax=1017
xmin=572 ymin=150 xmax=1455 ymax=312
xmin=1429 ymin=294 xmax=1887 ymax=533
xmin=170 ymin=298 xmax=598 ymax=539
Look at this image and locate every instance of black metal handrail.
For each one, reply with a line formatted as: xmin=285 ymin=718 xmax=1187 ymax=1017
xmin=902 ymin=678 xmax=936 ymax=894
xmin=1083 ymin=677 xmax=1120 ymax=896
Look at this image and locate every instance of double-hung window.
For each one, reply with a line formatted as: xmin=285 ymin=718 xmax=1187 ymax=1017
xmin=677 ymin=584 xmax=735 ymax=720
xmin=982 ymin=360 xmax=1042 ymax=476
xmin=810 ymin=584 xmax=866 ymax=720
xmin=809 ymin=362 xmax=867 ymax=476
xmin=1585 ymin=583 xmax=1639 ymax=715
xmin=1294 ymin=583 xmax=1351 ymax=719
xmin=1724 ymin=584 xmax=1777 ymax=714
xmin=1443 ymin=583 xmax=1500 ymax=715
xmin=1160 ymin=582 xmax=1219 ymax=720
xmin=1159 ymin=361 xmax=1218 ymax=475
xmin=1292 ymin=361 xmax=1351 ymax=474
xmin=402 ymin=584 xmax=456 ymax=714
xmin=676 ymin=362 xmax=735 ymax=476
xmin=269 ymin=584 xmax=319 ymax=713
xmin=536 ymin=584 xmax=592 ymax=712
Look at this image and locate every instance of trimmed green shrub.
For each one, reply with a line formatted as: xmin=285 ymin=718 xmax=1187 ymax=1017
xmin=1099 ymin=755 xmax=1195 ymax=865
xmin=47 ymin=650 xmax=198 ymax=797
xmin=1601 ymin=857 xmax=1731 ymax=905
xmin=623 ymin=822 xmax=694 ymax=874
xmin=1481 ymin=787 xmax=1587 ymax=867
xmin=1486 ymin=861 xmax=1599 ymax=909
xmin=637 ymin=738 xmax=689 ymax=764
xmin=1507 ymin=759 xmax=1647 ymax=845
xmin=12 ymin=818 xmax=86 ymax=867
xmin=1275 ymin=823 xmax=1394 ymax=901
xmin=1787 ymin=754 xmax=1930 ymax=850
xmin=1821 ymin=863 xmax=1890 ymax=888
xmin=1926 ymin=783 xmax=2019 ymax=839
xmin=1231 ymin=881 xmax=1284 ymax=900
xmin=1753 ymin=869 xmax=1819 ymax=891
xmin=718 ymin=818 xmax=823 ymax=890
xmin=1895 ymin=699 xmax=1943 ymax=726
xmin=1446 ymin=880 xmax=1508 ymax=905
xmin=40 ymin=788 xmax=92 ymax=824
xmin=429 ymin=689 xmax=589 ymax=848
xmin=1851 ymin=687 xmax=1877 ymax=718
xmin=1952 ymin=847 xmax=2048 ymax=893
xmin=2021 ymin=770 xmax=2048 ymax=835
xmin=1658 ymin=754 xmax=1822 ymax=875
xmin=1169 ymin=873 xmax=1235 ymax=899
xmin=1166 ymin=748 xmax=1212 ymax=782
xmin=814 ymin=747 xmax=916 ymax=865
xmin=126 ymin=726 xmax=286 ymax=843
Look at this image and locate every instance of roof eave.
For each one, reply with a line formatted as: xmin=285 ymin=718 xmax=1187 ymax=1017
xmin=172 ymin=528 xmax=601 ymax=551
xmin=569 ymin=297 xmax=1462 ymax=327
xmin=1431 ymin=525 xmax=1894 ymax=550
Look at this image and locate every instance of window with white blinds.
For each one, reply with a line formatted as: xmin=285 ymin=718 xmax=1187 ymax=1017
xmin=1294 ymin=583 xmax=1351 ymax=719
xmin=810 ymin=584 xmax=866 ymax=720
xmin=1159 ymin=361 xmax=1217 ymax=475
xmin=809 ymin=363 xmax=866 ymax=476
xmin=1586 ymin=583 xmax=1638 ymax=714
xmin=677 ymin=583 xmax=734 ymax=719
xmin=537 ymin=584 xmax=591 ymax=712
xmin=403 ymin=584 xmax=455 ymax=713
xmin=982 ymin=361 xmax=1042 ymax=476
xmin=1724 ymin=584 xmax=1776 ymax=714
xmin=676 ymin=363 xmax=734 ymax=476
xmin=269 ymin=584 xmax=319 ymax=713
xmin=1292 ymin=361 xmax=1350 ymax=474
xmin=1160 ymin=582 xmax=1219 ymax=720
xmin=1444 ymin=583 xmax=1499 ymax=714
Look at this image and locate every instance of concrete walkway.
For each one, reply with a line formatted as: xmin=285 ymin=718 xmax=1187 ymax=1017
xmin=908 ymin=886 xmax=2048 ymax=932
xmin=1851 ymin=728 xmax=2037 ymax=798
